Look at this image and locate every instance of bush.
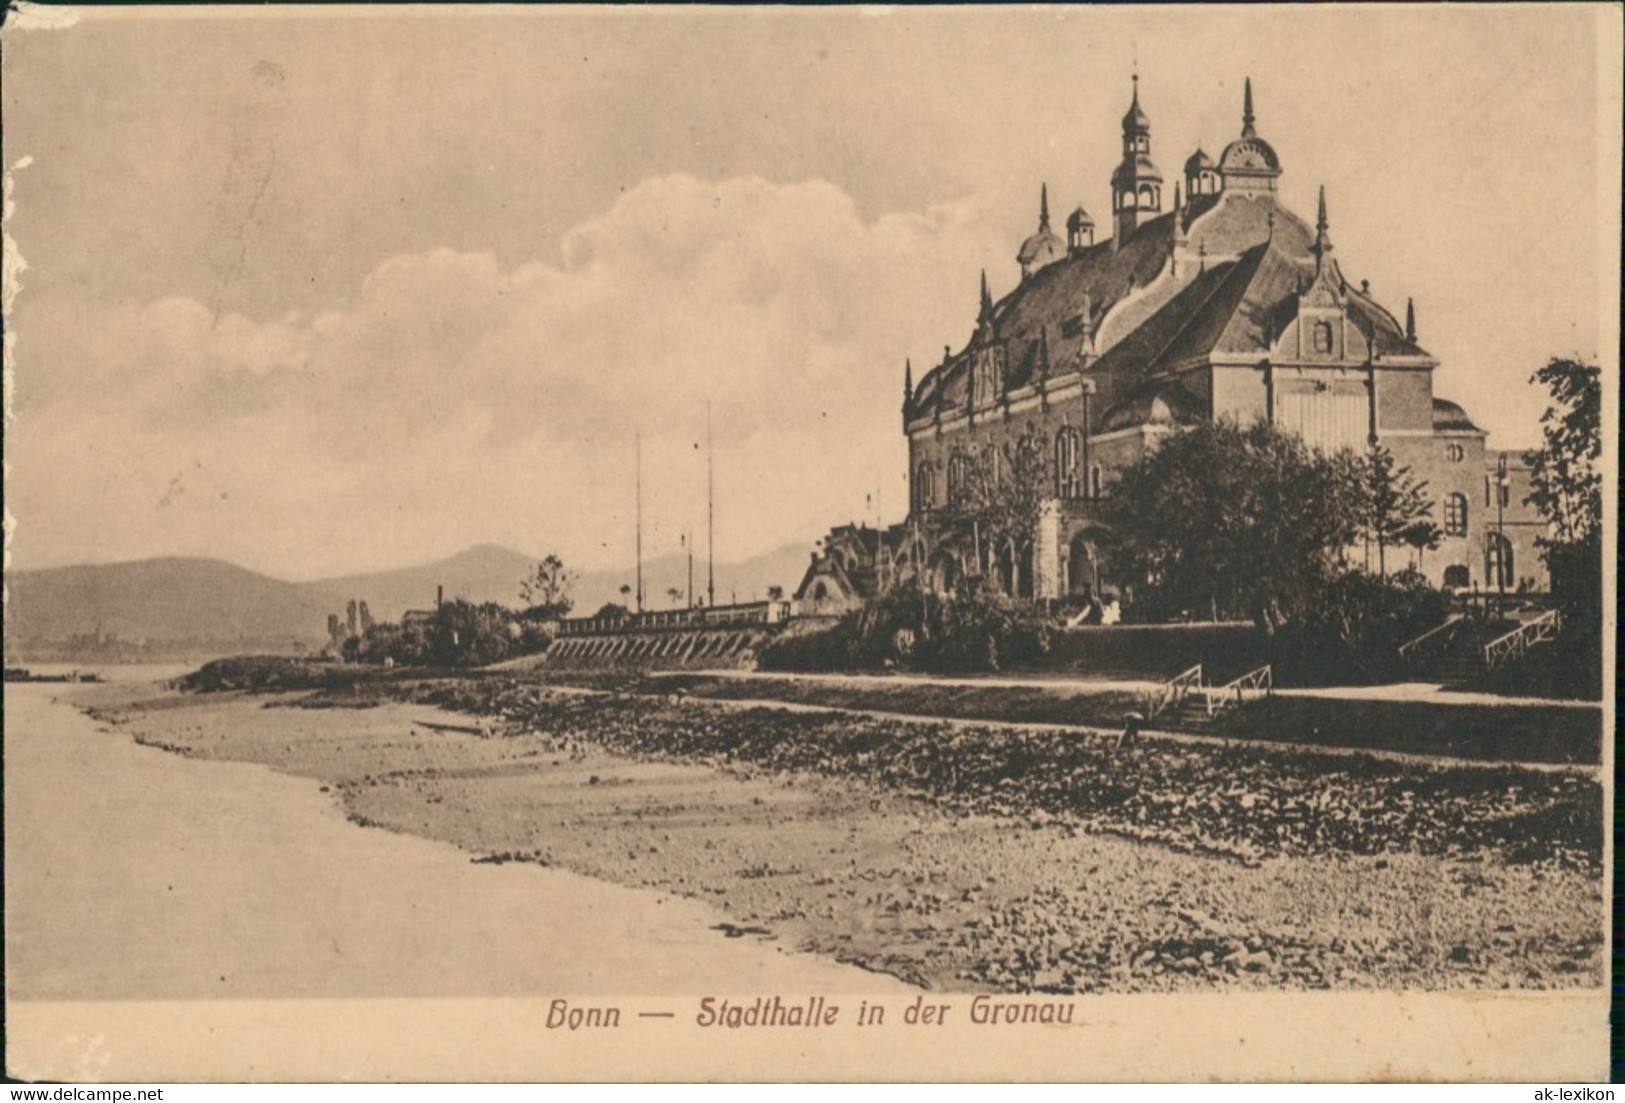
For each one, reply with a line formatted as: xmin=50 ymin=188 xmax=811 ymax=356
xmin=178 ymin=656 xmax=373 ymax=693
xmin=1274 ymin=568 xmax=1447 ymax=684
xmin=758 ymin=583 xmax=1052 ymax=674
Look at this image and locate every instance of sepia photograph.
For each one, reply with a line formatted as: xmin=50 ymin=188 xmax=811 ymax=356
xmin=2 ymin=2 xmax=1617 ymax=1084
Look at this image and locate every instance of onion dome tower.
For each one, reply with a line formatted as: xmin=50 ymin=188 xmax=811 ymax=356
xmin=1110 ymin=73 xmax=1163 ymax=246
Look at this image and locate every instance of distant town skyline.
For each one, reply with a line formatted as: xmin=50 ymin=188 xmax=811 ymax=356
xmin=4 ymin=5 xmax=1616 ymax=581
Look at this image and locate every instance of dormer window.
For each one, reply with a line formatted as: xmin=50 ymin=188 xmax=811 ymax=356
xmin=1311 ymin=320 xmax=1333 ymax=354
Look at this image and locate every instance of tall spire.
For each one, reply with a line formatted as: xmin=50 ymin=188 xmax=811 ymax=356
xmin=978 ymin=269 xmax=993 ymax=322
xmin=1241 ymin=76 xmax=1256 ymax=138
xmin=1405 ymin=298 xmax=1417 ymax=342
xmin=1313 ymin=184 xmax=1333 ymax=263
xmin=903 ymin=358 xmax=914 ymax=402
xmin=1039 ymin=183 xmax=1050 ymax=229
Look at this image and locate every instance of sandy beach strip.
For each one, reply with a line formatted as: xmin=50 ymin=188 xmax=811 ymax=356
xmin=59 ymin=677 xmax=1608 ymax=997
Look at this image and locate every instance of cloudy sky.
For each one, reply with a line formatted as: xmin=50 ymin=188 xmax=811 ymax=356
xmin=3 ymin=5 xmax=1617 ymax=580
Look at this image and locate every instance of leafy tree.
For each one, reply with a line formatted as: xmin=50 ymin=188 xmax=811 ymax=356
xmin=1358 ymin=445 xmax=1438 ymax=579
xmin=941 ymin=422 xmax=1051 ymax=589
xmin=519 ymin=554 xmax=575 ymax=619
xmin=1526 ymin=357 xmax=1602 ymax=641
xmin=1105 ymin=419 xmax=1364 ymax=630
xmin=427 ymin=600 xmax=517 ymax=667
xmin=666 ymin=587 xmax=685 ymax=609
xmin=766 ymin=585 xmax=785 ymax=602
xmin=592 ymin=602 xmax=630 ymax=620
xmin=1526 ymin=357 xmax=1602 ymax=546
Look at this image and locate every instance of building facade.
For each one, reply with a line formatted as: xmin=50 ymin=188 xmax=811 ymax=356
xmin=884 ymin=75 xmax=1546 ymax=603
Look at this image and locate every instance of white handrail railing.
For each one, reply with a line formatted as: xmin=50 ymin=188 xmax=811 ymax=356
xmin=1148 ymin=664 xmax=1203 ymax=719
xmin=1482 ymin=610 xmax=1561 ymax=670
xmin=1207 ymin=664 xmax=1273 ymax=717
xmin=1397 ymin=614 xmax=1463 ymax=663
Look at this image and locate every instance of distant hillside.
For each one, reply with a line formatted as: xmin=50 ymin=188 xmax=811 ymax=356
xmin=312 ymin=543 xmax=538 ymax=621
xmin=4 ymin=557 xmax=333 ymax=650
xmin=4 ymin=539 xmax=820 ymax=657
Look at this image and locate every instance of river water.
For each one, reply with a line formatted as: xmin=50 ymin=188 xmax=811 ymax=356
xmin=4 ymin=675 xmax=901 ymax=1002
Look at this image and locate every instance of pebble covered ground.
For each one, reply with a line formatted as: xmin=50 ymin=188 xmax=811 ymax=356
xmin=95 ymin=677 xmax=1606 ymax=994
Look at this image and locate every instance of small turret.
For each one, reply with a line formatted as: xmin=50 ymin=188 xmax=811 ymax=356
xmin=1184 ymin=146 xmax=1219 ymax=198
xmin=1066 ymin=204 xmax=1095 ymax=252
xmin=1405 ymin=298 xmax=1417 ymax=342
xmin=978 ymin=269 xmax=994 ymax=325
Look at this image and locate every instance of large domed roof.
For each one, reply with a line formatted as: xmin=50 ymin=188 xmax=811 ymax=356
xmin=1017 ymin=225 xmax=1064 ymax=266
xmin=1218 ymin=135 xmax=1281 ymax=175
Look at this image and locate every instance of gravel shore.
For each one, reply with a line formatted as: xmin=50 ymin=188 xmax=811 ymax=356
xmin=90 ymin=677 xmax=1606 ymax=995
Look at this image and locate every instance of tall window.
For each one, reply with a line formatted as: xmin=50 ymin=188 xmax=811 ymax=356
xmin=947 ymin=453 xmax=968 ymax=507
xmin=914 ymin=462 xmax=935 ymax=514
xmin=1090 ymin=464 xmax=1103 ymax=499
xmin=1055 ymin=428 xmax=1082 ymax=499
xmin=1443 ymin=493 xmax=1468 ymax=537
xmin=1485 ymin=533 xmax=1514 ymax=589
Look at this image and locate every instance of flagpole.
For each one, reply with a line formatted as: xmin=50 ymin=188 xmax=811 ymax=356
xmin=635 ymin=431 xmax=645 ymax=614
xmin=707 ymin=402 xmax=716 ymax=610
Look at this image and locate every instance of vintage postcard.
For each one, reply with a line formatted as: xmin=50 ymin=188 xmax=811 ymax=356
xmin=2 ymin=3 xmax=1617 ymax=1084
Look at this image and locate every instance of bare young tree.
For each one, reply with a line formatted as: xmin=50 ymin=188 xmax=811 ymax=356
xmin=519 ymin=554 xmax=575 ymax=618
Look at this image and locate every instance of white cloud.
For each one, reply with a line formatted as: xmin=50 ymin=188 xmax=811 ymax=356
xmin=10 ymin=174 xmax=1007 ymax=578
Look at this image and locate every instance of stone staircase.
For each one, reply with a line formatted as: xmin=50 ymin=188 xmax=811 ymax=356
xmin=1164 ymin=690 xmax=1223 ymax=729
xmin=1401 ymin=611 xmax=1561 ymax=688
xmin=1147 ymin=664 xmax=1274 ymax=731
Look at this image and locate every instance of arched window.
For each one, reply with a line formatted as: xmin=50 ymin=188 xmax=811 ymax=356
xmin=947 ymin=453 xmax=969 ymax=507
xmin=1485 ymin=533 xmax=1513 ymax=589
xmin=1443 ymin=565 xmax=1470 ymax=589
xmin=1138 ymin=183 xmax=1157 ymax=207
xmin=1445 ymin=442 xmax=1465 ymax=462
xmin=1054 ymin=428 xmax=1082 ymax=499
xmin=914 ymin=462 xmax=935 ymax=513
xmin=1090 ymin=464 xmax=1103 ymax=499
xmin=1443 ymin=493 xmax=1468 ymax=537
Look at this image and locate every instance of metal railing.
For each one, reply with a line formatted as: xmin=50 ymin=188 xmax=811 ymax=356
xmin=1482 ymin=609 xmax=1561 ymax=670
xmin=1208 ymin=664 xmax=1273 ymax=717
xmin=1397 ymin=614 xmax=1463 ymax=665
xmin=557 ymin=600 xmax=792 ymax=637
xmin=1148 ymin=664 xmax=1203 ymax=719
